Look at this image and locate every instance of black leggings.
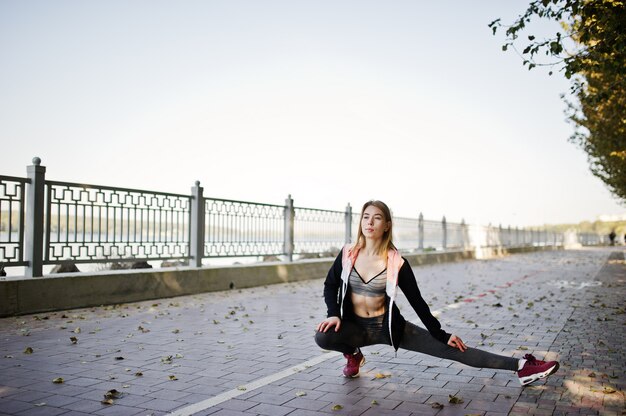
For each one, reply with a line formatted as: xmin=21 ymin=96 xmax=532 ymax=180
xmin=315 ymin=316 xmax=518 ymax=371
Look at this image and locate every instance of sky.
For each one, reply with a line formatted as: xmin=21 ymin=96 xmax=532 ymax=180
xmin=1 ymin=0 xmax=624 ymax=228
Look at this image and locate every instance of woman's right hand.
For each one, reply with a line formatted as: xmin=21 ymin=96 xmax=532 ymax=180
xmin=316 ymin=316 xmax=341 ymax=333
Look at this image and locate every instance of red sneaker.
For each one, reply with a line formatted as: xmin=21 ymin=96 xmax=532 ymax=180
xmin=517 ymin=354 xmax=559 ymax=386
xmin=343 ymin=349 xmax=365 ymax=378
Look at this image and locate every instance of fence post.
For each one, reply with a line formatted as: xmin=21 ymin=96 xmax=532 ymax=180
xmin=442 ymin=216 xmax=447 ymax=250
xmin=461 ymin=219 xmax=467 ymax=249
xmin=344 ymin=203 xmax=352 ymax=244
xmin=506 ymin=224 xmax=513 ymax=247
xmin=283 ymin=194 xmax=294 ymax=262
xmin=418 ymin=212 xmax=424 ymax=250
xmin=189 ymin=181 xmax=205 ymax=268
xmin=25 ymin=157 xmax=45 ymax=277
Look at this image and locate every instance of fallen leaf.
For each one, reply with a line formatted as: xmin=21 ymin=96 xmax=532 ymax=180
xmin=371 ymin=400 xmax=379 ymax=405
xmin=52 ymin=377 xmax=64 ymax=384
xmin=374 ymin=373 xmax=390 ymax=379
xmin=169 ymin=375 xmax=178 ymax=381
xmin=331 ymin=404 xmax=343 ymax=411
xmin=34 ymin=402 xmax=46 ymax=407
xmin=101 ymin=398 xmax=114 ymax=405
xmin=517 ymin=346 xmax=528 ymax=350
xmin=161 ymin=356 xmax=173 ymax=364
xmin=296 ymin=391 xmax=307 ymax=397
xmin=23 ymin=347 xmax=33 ymax=354
xmin=431 ymin=402 xmax=444 ymax=409
xmin=588 ymin=372 xmax=596 ymax=377
xmin=73 ymin=327 xmax=81 ymax=334
xmin=172 ymin=329 xmax=180 ymax=334
xmin=104 ymin=389 xmax=121 ymax=399
xmin=449 ymin=394 xmax=464 ymax=404
xmin=236 ymin=385 xmax=246 ymax=391
xmin=135 ymin=372 xmax=143 ymax=377
xmin=115 ymin=356 xmax=124 ymax=360
xmin=70 ymin=337 xmax=78 ymax=344
xmin=122 ymin=384 xmax=130 ymax=388
xmin=603 ymin=386 xmax=616 ymax=394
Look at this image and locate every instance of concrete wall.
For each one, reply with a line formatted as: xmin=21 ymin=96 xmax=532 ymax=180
xmin=0 ymin=246 xmax=559 ymax=317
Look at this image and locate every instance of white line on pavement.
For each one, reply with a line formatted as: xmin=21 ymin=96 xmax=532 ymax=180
xmin=168 ymin=351 xmax=341 ymax=416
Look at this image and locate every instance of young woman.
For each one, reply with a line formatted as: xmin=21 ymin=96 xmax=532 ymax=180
xmin=315 ymin=200 xmax=559 ymax=386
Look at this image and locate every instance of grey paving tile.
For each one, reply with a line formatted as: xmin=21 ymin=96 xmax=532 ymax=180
xmin=283 ymin=397 xmax=332 ymax=411
xmin=93 ymin=404 xmax=146 ymax=416
xmin=61 ymin=399 xmax=108 ymax=414
xmin=245 ymin=392 xmax=292 ymax=405
xmin=217 ymin=399 xmax=257 ymax=412
xmin=14 ymin=406 xmax=68 ymax=416
xmin=0 ymin=400 xmax=32 ymax=414
xmin=139 ymin=398 xmax=187 ymax=411
xmin=3 ymin=390 xmax=53 ymax=403
xmin=247 ymin=402 xmax=293 ymax=416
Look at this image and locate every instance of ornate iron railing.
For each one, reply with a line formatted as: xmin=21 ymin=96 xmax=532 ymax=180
xmin=0 ymin=176 xmax=27 ymax=266
xmin=0 ymin=158 xmax=609 ymax=277
xmin=203 ymin=198 xmax=284 ymax=257
xmin=294 ymin=207 xmax=345 ymax=256
xmin=394 ymin=216 xmax=420 ymax=251
xmin=45 ymin=181 xmax=190 ymax=264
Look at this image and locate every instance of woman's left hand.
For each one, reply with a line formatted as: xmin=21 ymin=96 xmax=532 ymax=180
xmin=447 ymin=334 xmax=467 ymax=352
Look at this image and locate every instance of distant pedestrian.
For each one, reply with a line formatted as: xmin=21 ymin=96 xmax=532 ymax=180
xmin=315 ymin=200 xmax=559 ymax=386
xmin=609 ymin=230 xmax=616 ymax=246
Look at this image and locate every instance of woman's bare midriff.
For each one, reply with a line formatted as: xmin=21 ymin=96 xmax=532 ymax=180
xmin=351 ymin=293 xmax=386 ymax=318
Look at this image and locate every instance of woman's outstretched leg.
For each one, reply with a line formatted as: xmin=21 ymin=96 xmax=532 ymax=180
xmin=399 ymin=322 xmax=518 ymax=370
xmin=399 ymin=322 xmax=559 ymax=385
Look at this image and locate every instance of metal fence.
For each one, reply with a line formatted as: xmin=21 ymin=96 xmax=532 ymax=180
xmin=45 ymin=181 xmax=190 ymax=264
xmin=0 ymin=158 xmax=610 ymax=277
xmin=0 ymin=176 xmax=27 ymax=267
xmin=203 ymin=197 xmax=284 ymax=258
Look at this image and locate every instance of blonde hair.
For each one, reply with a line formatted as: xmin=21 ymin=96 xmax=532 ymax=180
xmin=354 ymin=200 xmax=396 ymax=255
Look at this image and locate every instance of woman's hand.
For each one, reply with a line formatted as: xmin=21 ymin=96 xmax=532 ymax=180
xmin=316 ymin=316 xmax=341 ymax=333
xmin=447 ymin=334 xmax=467 ymax=352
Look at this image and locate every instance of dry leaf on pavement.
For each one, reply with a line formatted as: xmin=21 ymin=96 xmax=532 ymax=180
xmin=449 ymin=394 xmax=464 ymax=404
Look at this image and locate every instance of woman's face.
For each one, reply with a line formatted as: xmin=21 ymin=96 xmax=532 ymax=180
xmin=361 ymin=205 xmax=390 ymax=240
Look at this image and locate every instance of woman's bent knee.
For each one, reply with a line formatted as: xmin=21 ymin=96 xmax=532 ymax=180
xmin=315 ymin=330 xmax=332 ymax=349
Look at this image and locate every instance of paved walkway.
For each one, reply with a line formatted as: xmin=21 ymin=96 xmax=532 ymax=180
xmin=0 ymin=247 xmax=624 ymax=416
